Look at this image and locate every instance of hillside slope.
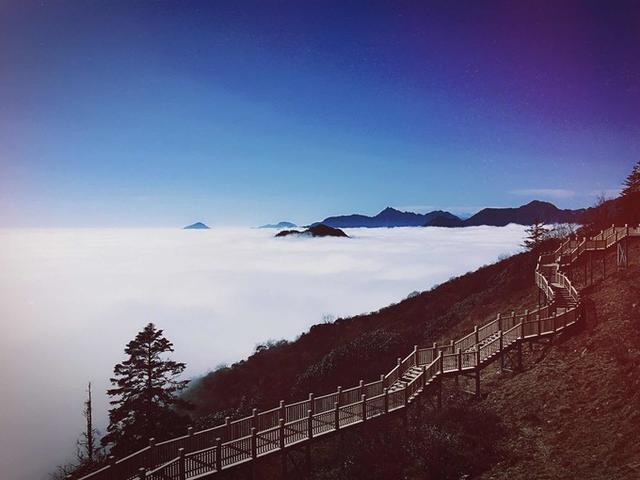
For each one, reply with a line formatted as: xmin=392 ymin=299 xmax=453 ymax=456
xmin=186 ymin=250 xmax=540 ymax=422
xmin=480 ymin=266 xmax=640 ymax=479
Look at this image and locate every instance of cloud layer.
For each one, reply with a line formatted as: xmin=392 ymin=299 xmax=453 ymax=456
xmin=0 ymin=226 xmax=526 ymax=479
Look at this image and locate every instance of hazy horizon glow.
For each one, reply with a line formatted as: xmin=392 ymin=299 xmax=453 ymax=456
xmin=0 ymin=225 xmax=526 ymax=479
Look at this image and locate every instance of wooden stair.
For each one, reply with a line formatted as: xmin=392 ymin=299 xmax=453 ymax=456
xmin=388 ymin=366 xmax=424 ymax=394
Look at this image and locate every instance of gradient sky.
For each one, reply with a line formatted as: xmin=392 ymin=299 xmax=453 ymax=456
xmin=1 ymin=0 xmax=639 ymax=227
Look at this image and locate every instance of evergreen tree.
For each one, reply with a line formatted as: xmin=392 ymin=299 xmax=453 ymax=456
xmin=102 ymin=323 xmax=191 ymax=457
xmin=620 ymin=160 xmax=640 ymax=225
xmin=50 ymin=383 xmax=105 ymax=480
xmin=78 ymin=382 xmax=100 ymax=464
xmin=621 ymin=160 xmax=640 ymax=197
xmin=522 ymin=220 xmax=550 ymax=251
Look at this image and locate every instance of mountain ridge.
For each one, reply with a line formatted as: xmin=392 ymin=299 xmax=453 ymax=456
xmin=315 ymin=207 xmax=459 ymax=228
xmin=424 ymin=200 xmax=586 ymax=227
xmin=313 ymin=201 xmax=586 ymax=229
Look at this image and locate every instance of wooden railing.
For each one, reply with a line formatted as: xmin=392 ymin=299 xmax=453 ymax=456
xmin=555 ymin=224 xmax=640 ymax=265
xmin=77 ymin=225 xmax=638 ymax=480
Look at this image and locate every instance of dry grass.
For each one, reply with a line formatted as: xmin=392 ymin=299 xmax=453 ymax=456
xmin=478 ymin=265 xmax=640 ymax=480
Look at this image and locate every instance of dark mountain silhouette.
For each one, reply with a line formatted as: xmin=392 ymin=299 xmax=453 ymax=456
xmin=259 ymin=221 xmax=297 ymax=229
xmin=423 ymin=201 xmax=585 ymax=227
xmin=462 ymin=200 xmax=585 ymax=227
xmin=275 ymin=224 xmax=349 ymax=238
xmin=317 ymin=207 xmax=460 ymax=228
xmin=183 ymin=222 xmax=210 ymax=230
xmin=425 ymin=215 xmax=465 ymax=227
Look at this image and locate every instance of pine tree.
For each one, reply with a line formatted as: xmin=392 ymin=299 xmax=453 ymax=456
xmin=102 ymin=323 xmax=191 ymax=457
xmin=50 ymin=383 xmax=105 ymax=480
xmin=522 ymin=220 xmax=550 ymax=251
xmin=78 ymin=382 xmax=100 ymax=464
xmin=620 ymin=160 xmax=640 ymax=225
xmin=621 ymin=160 xmax=640 ymax=197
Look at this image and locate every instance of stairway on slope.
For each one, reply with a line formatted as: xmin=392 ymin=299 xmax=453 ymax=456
xmin=388 ymin=366 xmax=424 ymax=397
xmin=551 ymin=283 xmax=575 ymax=305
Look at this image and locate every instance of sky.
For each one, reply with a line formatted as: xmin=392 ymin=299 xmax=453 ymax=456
xmin=1 ymin=0 xmax=639 ymax=227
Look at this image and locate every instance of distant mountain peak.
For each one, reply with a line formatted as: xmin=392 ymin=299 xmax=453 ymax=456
xmin=259 ymin=221 xmax=297 ymax=229
xmin=184 ymin=222 xmax=210 ymax=230
xmin=524 ymin=200 xmax=554 ymax=207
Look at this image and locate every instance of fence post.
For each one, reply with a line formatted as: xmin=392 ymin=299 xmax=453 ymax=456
xmin=279 ymin=419 xmax=285 ymax=450
xmin=148 ymin=437 xmax=156 ymax=467
xmin=334 ymin=402 xmax=340 ymax=430
xmin=499 ymin=330 xmax=504 ymax=371
xmin=474 ymin=325 xmax=479 ymax=345
xmin=178 ymin=448 xmax=185 ymax=480
xmin=307 ymin=409 xmax=313 ymax=439
xmin=251 ymin=427 xmax=257 ymax=459
xmin=215 ymin=437 xmax=222 ymax=471
xmin=224 ymin=416 xmax=231 ymax=441
xmin=383 ymin=388 xmax=389 ymax=414
xmin=439 ymin=351 xmax=444 ymax=373
xmin=497 ymin=313 xmax=502 ymax=331
xmin=511 ymin=311 xmax=516 ymax=328
xmin=309 ymin=393 xmax=315 ymax=414
xmin=361 ymin=394 xmax=367 ymax=422
xmin=524 ymin=310 xmax=529 ymax=337
xmin=475 ymin=349 xmax=481 ymax=396
xmin=422 ymin=365 xmax=427 ymax=388
xmin=403 ymin=384 xmax=408 ymax=407
xmin=397 ymin=357 xmax=402 ymax=376
xmin=279 ymin=400 xmax=286 ymax=423
xmin=107 ymin=455 xmax=117 ymax=478
xmin=359 ymin=379 xmax=364 ymax=397
xmin=553 ymin=312 xmax=558 ymax=333
xmin=413 ymin=345 xmax=418 ymax=365
xmin=252 ymin=408 xmax=258 ymax=429
xmin=187 ymin=426 xmax=194 ymax=452
xmin=457 ymin=348 xmax=462 ymax=372
xmin=537 ymin=313 xmax=542 ymax=336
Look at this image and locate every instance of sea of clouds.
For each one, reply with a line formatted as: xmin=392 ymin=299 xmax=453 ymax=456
xmin=0 ymin=225 xmax=526 ymax=480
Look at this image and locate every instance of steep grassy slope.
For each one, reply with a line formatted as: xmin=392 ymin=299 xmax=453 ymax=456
xmin=479 ymin=265 xmax=640 ymax=479
xmin=186 ymin=249 xmax=540 ymax=424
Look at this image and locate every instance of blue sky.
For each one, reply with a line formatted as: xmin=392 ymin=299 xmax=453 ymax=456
xmin=1 ymin=1 xmax=639 ymax=227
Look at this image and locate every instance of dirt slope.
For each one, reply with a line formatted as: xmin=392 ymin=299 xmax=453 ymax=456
xmin=479 ymin=265 xmax=640 ymax=480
